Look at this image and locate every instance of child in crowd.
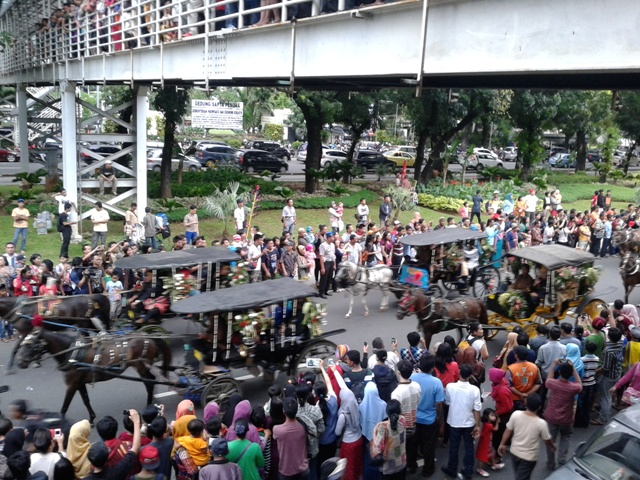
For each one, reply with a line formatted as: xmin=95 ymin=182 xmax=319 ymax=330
xmin=175 ymin=419 xmax=210 ymax=467
xmin=106 ymin=269 xmax=124 ymax=320
xmin=575 ymin=341 xmax=599 ymax=428
xmin=475 ymin=408 xmax=504 ymax=477
xmin=205 ymin=416 xmax=222 ymax=446
xmin=132 ymin=445 xmax=163 ymax=480
xmin=305 ymin=244 xmax=316 ymax=280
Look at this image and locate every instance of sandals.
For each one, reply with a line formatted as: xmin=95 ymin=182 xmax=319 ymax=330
xmin=476 ymin=469 xmax=490 ymax=477
xmin=590 ymin=419 xmax=605 ymax=425
xmin=1 ymin=339 xmax=9 ymax=343
xmin=491 ymin=464 xmax=505 ymax=471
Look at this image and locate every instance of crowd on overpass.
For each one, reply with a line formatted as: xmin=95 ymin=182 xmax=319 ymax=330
xmin=24 ymin=0 xmax=381 ymax=63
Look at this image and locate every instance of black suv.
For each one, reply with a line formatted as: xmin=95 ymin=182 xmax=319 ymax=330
xmin=237 ymin=150 xmax=288 ymax=173
xmin=355 ymin=150 xmax=396 ymax=171
xmin=246 ymin=141 xmax=291 ymax=161
xmin=197 ymin=145 xmax=238 ymax=168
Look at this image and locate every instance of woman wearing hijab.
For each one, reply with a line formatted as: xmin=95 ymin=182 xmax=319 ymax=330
xmin=565 ymin=343 xmax=585 ymax=379
xmin=622 ymin=304 xmax=640 ymax=327
xmin=332 ymin=367 xmax=363 ymax=480
xmin=224 ymin=400 xmax=263 ymax=447
xmin=222 ymin=393 xmax=243 ymax=430
xmin=359 ymin=382 xmax=387 ymax=480
xmin=173 ymin=400 xmax=197 ymax=439
xmin=502 ymin=193 xmax=514 ymax=215
xmin=204 ymin=401 xmax=220 ymax=423
xmin=67 ymin=420 xmax=92 ymax=479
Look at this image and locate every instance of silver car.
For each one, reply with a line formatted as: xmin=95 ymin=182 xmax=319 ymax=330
xmin=546 ymin=403 xmax=640 ymax=480
xmin=147 ymin=148 xmax=201 ymax=172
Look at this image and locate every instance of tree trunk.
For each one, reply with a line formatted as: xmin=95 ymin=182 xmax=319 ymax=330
xmin=574 ymin=129 xmax=587 ymax=172
xmin=480 ymin=116 xmax=491 ymax=147
xmin=420 ymin=139 xmax=446 ymax=183
xmin=160 ymin=120 xmax=174 ymax=198
xmin=177 ymin=158 xmax=184 ymax=184
xmin=343 ymin=133 xmax=361 ymax=184
xmin=304 ymin=118 xmax=323 ymax=194
xmin=413 ymin=133 xmax=428 ymax=181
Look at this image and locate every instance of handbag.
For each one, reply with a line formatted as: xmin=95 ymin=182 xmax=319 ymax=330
xmin=621 ymin=386 xmax=640 ymax=405
xmin=492 ymin=352 xmax=505 ymax=369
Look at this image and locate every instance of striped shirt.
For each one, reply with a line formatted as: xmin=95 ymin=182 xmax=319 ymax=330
xmin=391 ymin=381 xmax=422 ymax=434
xmin=601 ymin=342 xmax=625 ymax=380
xmin=581 ymin=354 xmax=599 ymax=387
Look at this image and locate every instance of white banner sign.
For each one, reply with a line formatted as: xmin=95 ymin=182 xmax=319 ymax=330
xmin=191 ymin=99 xmax=244 ymax=130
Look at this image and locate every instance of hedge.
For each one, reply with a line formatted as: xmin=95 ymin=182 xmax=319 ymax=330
xmin=417 ymin=193 xmax=465 ymax=213
xmin=259 ymin=189 xmax=380 ymax=210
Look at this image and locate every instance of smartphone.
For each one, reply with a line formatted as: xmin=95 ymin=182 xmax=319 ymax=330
xmin=306 ymin=358 xmax=320 ymax=367
xmin=328 ymin=358 xmax=335 ymax=367
xmin=50 ymin=429 xmax=61 ymax=438
xmin=391 ymin=337 xmax=396 ymax=344
xmin=364 ymin=341 xmax=368 ymax=347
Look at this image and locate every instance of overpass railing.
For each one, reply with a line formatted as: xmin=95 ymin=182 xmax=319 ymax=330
xmin=0 ymin=0 xmax=364 ymax=75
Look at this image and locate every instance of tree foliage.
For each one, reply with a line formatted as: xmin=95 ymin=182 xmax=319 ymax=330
xmin=263 ymin=123 xmax=284 ymax=141
xmin=615 ymin=91 xmax=640 ymax=173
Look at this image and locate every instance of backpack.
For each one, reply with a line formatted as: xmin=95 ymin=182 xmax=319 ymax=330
xmin=456 ymin=337 xmax=486 ymax=384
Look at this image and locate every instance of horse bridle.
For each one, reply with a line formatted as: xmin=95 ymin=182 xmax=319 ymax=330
xmin=621 ymin=253 xmax=640 ymax=276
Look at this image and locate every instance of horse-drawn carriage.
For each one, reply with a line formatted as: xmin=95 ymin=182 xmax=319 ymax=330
xmin=486 ymin=244 xmax=605 ymax=338
xmin=393 ymin=229 xmax=501 ymax=299
xmin=169 ymin=277 xmax=344 ymax=410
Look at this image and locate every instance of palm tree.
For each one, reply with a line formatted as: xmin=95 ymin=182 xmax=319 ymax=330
xmin=383 ymin=186 xmax=414 ymax=223
xmin=203 ymin=181 xmax=250 ymax=236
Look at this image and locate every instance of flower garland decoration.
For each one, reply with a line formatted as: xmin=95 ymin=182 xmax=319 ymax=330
xmin=228 ymin=261 xmax=249 ymax=287
xmin=553 ymin=266 xmax=578 ymax=291
xmin=445 ymin=245 xmax=462 ymax=272
xmin=480 ymin=243 xmax=496 ymax=263
xmin=498 ymin=291 xmax=527 ymax=319
xmin=161 ymin=273 xmax=200 ymax=302
xmin=302 ymin=301 xmax=327 ymax=337
xmin=578 ymin=266 xmax=601 ymax=291
xmin=233 ymin=310 xmax=273 ymax=341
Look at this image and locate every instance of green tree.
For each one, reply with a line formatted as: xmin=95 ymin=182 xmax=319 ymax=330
xmin=263 ymin=123 xmax=284 ymax=141
xmin=203 ymin=181 xmax=250 ymax=237
xmin=153 ymin=86 xmax=190 ymax=196
xmin=554 ymin=91 xmax=611 ymax=171
xmin=509 ymin=90 xmax=560 ymax=178
xmin=615 ymin=91 xmax=640 ymax=174
xmin=217 ymin=87 xmax=277 ymax=132
xmin=293 ymin=91 xmax=340 ymax=193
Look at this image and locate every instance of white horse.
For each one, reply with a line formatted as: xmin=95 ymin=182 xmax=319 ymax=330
xmin=334 ymin=261 xmax=394 ymax=318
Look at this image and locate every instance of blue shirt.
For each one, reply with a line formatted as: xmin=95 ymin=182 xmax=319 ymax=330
xmin=319 ymin=395 xmax=339 ymax=445
xmin=410 ymin=372 xmax=445 ymax=425
xmin=69 ymin=269 xmax=88 ymax=295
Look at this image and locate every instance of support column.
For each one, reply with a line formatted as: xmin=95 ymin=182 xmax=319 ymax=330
xmin=60 ymin=80 xmax=80 ymax=240
xmin=16 ymin=84 xmax=29 ymax=172
xmin=134 ymin=85 xmax=149 ymax=212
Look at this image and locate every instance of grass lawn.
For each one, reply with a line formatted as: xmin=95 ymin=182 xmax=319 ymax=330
xmin=1 ymin=180 xmax=637 ymax=261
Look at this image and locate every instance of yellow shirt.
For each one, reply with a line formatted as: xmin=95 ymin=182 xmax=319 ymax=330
xmin=12 ymin=207 xmax=30 ymax=228
xmin=176 ymin=436 xmax=210 ymax=466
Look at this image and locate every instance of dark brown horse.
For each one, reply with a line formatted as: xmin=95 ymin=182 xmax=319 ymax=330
xmin=0 ymin=295 xmax=111 ymax=370
xmin=612 ymin=229 xmax=640 ymax=257
xmin=396 ymin=290 xmax=489 ymax=349
xmin=620 ymin=252 xmax=640 ymax=303
xmin=15 ymin=329 xmax=171 ymax=425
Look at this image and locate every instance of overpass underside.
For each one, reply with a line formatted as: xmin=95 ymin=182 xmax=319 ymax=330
xmin=0 ymin=0 xmax=638 ymax=90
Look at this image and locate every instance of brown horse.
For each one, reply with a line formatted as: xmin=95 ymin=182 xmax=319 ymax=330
xmin=612 ymin=230 xmax=640 ymax=257
xmin=0 ymin=295 xmax=111 ymax=371
xmin=15 ymin=329 xmax=171 ymax=425
xmin=620 ymin=252 xmax=640 ymax=303
xmin=396 ymin=290 xmax=489 ymax=349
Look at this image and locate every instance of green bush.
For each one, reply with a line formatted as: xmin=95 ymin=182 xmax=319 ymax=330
xmin=416 ymin=178 xmax=523 ymax=201
xmin=544 ymin=172 xmax=597 ymax=185
xmin=260 ymin=189 xmax=379 ymax=210
xmin=417 ymin=194 xmax=465 ymax=213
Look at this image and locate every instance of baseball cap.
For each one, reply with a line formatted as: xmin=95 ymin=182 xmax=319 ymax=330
xmin=592 ymin=317 xmax=606 ymax=330
xmin=393 ymin=220 xmax=401 ymax=225
xmin=326 ymin=232 xmax=335 ymax=238
xmin=232 ymin=234 xmax=241 ymax=241
xmin=139 ymin=446 xmax=160 ymax=470
xmin=529 ymin=189 xmax=535 ymax=194
xmin=306 ymin=226 xmax=312 ymax=233
xmin=211 ymin=437 xmax=229 ymax=457
xmin=17 ymin=198 xmax=24 ymax=203
xmin=493 ymin=190 xmax=499 ymax=194
xmin=105 ymin=160 xmax=112 ymax=164
xmin=16 ymin=255 xmax=26 ymax=261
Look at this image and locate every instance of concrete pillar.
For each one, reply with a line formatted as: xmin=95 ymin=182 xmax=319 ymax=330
xmin=134 ymin=86 xmax=149 ymax=212
xmin=60 ymin=80 xmax=81 ymax=240
xmin=15 ymin=84 xmax=29 ymax=172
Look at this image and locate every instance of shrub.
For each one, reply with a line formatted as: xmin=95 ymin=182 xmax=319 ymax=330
xmin=417 ymin=193 xmax=465 ymax=213
xmin=259 ymin=189 xmax=379 ymax=210
xmin=416 ymin=178 xmax=523 ymax=201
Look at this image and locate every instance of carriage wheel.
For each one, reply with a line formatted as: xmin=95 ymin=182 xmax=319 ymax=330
xmin=293 ymin=340 xmax=338 ymax=377
xmin=200 ymin=377 xmax=241 ymax=414
xmin=579 ymin=298 xmax=609 ymax=320
xmin=138 ymin=325 xmax=169 ymax=344
xmin=484 ymin=314 xmax=502 ymax=340
xmin=472 ymin=266 xmax=501 ymax=298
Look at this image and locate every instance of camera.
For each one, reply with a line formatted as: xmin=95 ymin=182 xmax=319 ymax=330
xmin=123 ymin=410 xmax=130 ymax=416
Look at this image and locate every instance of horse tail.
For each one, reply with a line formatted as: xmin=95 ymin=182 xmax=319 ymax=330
xmin=91 ymin=294 xmax=112 ymax=331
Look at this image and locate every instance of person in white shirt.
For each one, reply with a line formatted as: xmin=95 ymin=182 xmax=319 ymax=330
xmin=357 ymin=198 xmax=370 ymax=224
xmin=90 ymin=201 xmax=110 ymax=248
xmin=342 ymin=234 xmax=363 ymax=265
xmin=441 ymin=364 xmax=482 ymax=480
xmin=523 ymin=189 xmax=539 ymax=224
xmin=543 ymin=220 xmax=555 ymax=244
xmin=247 ymin=234 xmax=264 ymax=283
xmin=368 ymin=337 xmax=399 ymax=370
xmin=234 ymin=198 xmax=246 ymax=233
xmin=30 ymin=428 xmax=66 ymax=479
xmin=281 ymin=198 xmax=296 ymax=235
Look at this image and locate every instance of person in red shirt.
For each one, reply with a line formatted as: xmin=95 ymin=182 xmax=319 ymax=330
xmin=434 ymin=342 xmax=460 ymax=448
xmin=13 ymin=267 xmax=35 ymax=297
xmin=488 ymin=368 xmax=513 ymax=459
xmin=543 ymin=359 xmax=582 ymax=470
xmin=95 ymin=415 xmax=139 ymax=475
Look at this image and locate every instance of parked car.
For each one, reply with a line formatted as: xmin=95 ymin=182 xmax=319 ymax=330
xmin=147 ymin=148 xmax=201 ymax=172
xmin=296 ymin=143 xmax=331 ymax=162
xmin=321 ymin=149 xmax=348 ymax=168
xmin=246 ymin=141 xmax=291 ymax=161
xmin=466 ymin=152 xmax=503 ymax=170
xmin=554 ymin=153 xmax=575 ymax=169
xmin=587 ymin=150 xmax=603 ymax=163
xmin=197 ymin=145 xmax=238 ymax=168
xmin=473 ymin=147 xmax=499 ymax=160
xmin=384 ymin=150 xmax=416 ymax=167
xmin=237 ymin=149 xmax=288 ymax=173
xmin=547 ymin=403 xmax=640 ymax=480
xmin=501 ymin=146 xmax=518 ymax=161
xmin=0 ymin=147 xmax=19 ymax=162
xmin=354 ymin=150 xmax=396 ymax=171
xmin=548 ymin=153 xmax=566 ymax=167
xmin=396 ymin=145 xmax=417 ymax=156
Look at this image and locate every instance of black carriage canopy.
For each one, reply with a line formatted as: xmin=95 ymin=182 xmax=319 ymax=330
xmin=507 ymin=245 xmax=596 ymax=270
xmin=399 ymin=229 xmax=487 ymax=247
xmin=170 ymin=277 xmax=319 ymax=314
xmin=115 ymin=247 xmax=241 ymax=270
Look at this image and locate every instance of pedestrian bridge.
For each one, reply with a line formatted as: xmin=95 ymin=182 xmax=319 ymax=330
xmin=0 ymin=0 xmax=637 ymax=89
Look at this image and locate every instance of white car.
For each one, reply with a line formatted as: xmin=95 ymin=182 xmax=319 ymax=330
xmin=147 ymin=148 xmax=201 ymax=172
xmin=502 ymin=146 xmax=518 ymax=161
xmin=296 ymin=144 xmax=331 ymax=162
xmin=467 ymin=153 xmax=503 ymax=170
xmin=473 ymin=147 xmax=500 ymax=160
xmin=321 ymin=149 xmax=348 ymax=167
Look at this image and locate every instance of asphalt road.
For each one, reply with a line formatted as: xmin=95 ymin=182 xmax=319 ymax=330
xmin=0 ymin=254 xmax=630 ymax=479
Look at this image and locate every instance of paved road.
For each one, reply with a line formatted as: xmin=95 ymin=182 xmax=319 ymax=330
xmin=0 ymin=255 xmax=629 ymax=479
